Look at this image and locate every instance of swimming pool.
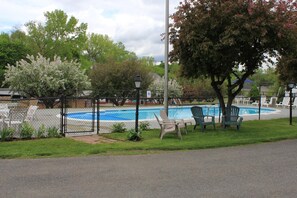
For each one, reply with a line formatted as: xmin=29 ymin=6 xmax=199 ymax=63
xmin=66 ymin=106 xmax=278 ymax=121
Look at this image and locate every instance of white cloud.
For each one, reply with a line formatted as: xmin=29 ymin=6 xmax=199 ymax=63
xmin=0 ymin=0 xmax=181 ymax=61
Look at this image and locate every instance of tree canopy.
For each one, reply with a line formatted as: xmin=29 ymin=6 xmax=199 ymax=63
xmin=85 ymin=33 xmax=137 ymax=64
xmin=276 ymin=55 xmax=297 ymax=85
xmin=90 ymin=59 xmax=152 ymax=106
xmin=4 ymin=54 xmax=90 ymax=108
xmin=25 ymin=9 xmax=88 ymax=61
xmin=170 ymin=0 xmax=297 ymax=115
xmin=0 ymin=33 xmax=30 ymax=87
xmin=149 ymin=77 xmax=183 ymax=98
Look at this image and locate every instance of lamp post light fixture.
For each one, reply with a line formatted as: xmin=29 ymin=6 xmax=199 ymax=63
xmin=134 ymin=75 xmax=142 ymax=133
xmin=288 ymin=83 xmax=295 ymax=125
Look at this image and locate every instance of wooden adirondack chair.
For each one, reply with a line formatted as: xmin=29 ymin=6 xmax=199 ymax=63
xmin=222 ymin=106 xmax=243 ymax=130
xmin=191 ymin=106 xmax=215 ymax=131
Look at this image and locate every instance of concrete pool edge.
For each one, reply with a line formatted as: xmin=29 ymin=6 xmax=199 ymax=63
xmin=63 ymin=105 xmax=281 ymax=122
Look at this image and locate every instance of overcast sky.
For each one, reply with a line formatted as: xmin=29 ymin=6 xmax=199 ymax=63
xmin=0 ymin=0 xmax=182 ymax=61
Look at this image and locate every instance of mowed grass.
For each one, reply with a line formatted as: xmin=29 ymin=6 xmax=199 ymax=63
xmin=1 ymin=118 xmax=297 ymax=159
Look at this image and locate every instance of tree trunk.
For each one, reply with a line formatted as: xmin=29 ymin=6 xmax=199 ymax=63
xmin=120 ymin=98 xmax=127 ymax=106
xmin=42 ymin=98 xmax=56 ymax=109
xmin=211 ymin=81 xmax=226 ymax=120
xmin=110 ymin=98 xmax=119 ymax=106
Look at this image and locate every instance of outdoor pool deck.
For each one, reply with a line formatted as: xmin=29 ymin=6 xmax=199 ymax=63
xmin=30 ymin=105 xmax=296 ymax=136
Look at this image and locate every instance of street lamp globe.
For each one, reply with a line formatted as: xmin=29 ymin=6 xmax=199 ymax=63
xmin=134 ymin=75 xmax=142 ymax=88
xmin=288 ymin=83 xmax=295 ymax=89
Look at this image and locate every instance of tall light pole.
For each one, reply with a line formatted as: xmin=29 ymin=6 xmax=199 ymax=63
xmin=134 ymin=75 xmax=142 ymax=133
xmin=288 ymin=83 xmax=295 ymax=125
xmin=164 ymin=0 xmax=169 ymax=115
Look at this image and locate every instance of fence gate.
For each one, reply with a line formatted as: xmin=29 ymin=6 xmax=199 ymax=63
xmin=61 ymin=96 xmax=99 ymax=135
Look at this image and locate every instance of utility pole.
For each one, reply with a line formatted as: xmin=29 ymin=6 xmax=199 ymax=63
xmin=164 ymin=0 xmax=169 ymax=115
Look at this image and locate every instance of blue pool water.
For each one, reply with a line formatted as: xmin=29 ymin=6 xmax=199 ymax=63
xmin=66 ymin=106 xmax=277 ymax=121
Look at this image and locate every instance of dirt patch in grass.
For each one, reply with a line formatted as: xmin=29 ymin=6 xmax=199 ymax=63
xmin=69 ymin=135 xmax=119 ymax=144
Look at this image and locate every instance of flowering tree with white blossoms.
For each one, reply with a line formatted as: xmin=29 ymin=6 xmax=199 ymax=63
xmin=149 ymin=77 xmax=183 ymax=98
xmin=4 ymin=54 xmax=90 ymax=108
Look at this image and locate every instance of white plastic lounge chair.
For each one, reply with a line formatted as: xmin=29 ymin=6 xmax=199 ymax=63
xmin=242 ymin=97 xmax=252 ymax=105
xmin=0 ymin=105 xmax=9 ymax=129
xmin=284 ymin=97 xmax=297 ymax=108
xmin=252 ymin=96 xmax=267 ymax=106
xmin=3 ymin=107 xmax=28 ymax=137
xmin=0 ymin=103 xmax=8 ymax=109
xmin=262 ymin=97 xmax=277 ymax=107
xmin=276 ymin=97 xmax=290 ymax=108
xmin=292 ymin=97 xmax=297 ymax=108
xmin=234 ymin=96 xmax=243 ymax=105
xmin=24 ymin=105 xmax=38 ymax=122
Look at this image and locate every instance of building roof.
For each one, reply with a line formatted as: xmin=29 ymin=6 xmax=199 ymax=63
xmin=0 ymin=88 xmax=20 ymax=96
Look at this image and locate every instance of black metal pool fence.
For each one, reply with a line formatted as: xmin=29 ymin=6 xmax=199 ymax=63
xmin=0 ymin=94 xmax=280 ymax=136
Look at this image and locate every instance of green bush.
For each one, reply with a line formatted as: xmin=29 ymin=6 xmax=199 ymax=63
xmin=249 ymin=85 xmax=260 ymax=101
xmin=127 ymin=129 xmax=142 ymax=141
xmin=34 ymin=124 xmax=46 ymax=138
xmin=47 ymin=126 xmax=61 ymax=138
xmin=139 ymin=121 xmax=150 ymax=131
xmin=0 ymin=127 xmax=15 ymax=141
xmin=111 ymin=123 xmax=126 ymax=133
xmin=20 ymin=122 xmax=35 ymax=139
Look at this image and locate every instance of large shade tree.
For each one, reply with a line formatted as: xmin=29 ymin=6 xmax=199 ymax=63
xmin=85 ymin=33 xmax=137 ymax=64
xmin=4 ymin=54 xmax=90 ymax=108
xmin=277 ymin=55 xmax=297 ymax=84
xmin=25 ymin=9 xmax=87 ymax=61
xmin=170 ymin=0 xmax=297 ymax=116
xmin=90 ymin=59 xmax=152 ymax=106
xmin=0 ymin=33 xmax=30 ymax=86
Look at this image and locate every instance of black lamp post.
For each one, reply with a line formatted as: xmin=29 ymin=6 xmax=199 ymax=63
xmin=288 ymin=83 xmax=295 ymax=125
xmin=134 ymin=75 xmax=142 ymax=133
xmin=258 ymin=85 xmax=262 ymax=120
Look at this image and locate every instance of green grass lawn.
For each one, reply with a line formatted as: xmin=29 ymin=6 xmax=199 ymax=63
xmin=1 ymin=118 xmax=297 ymax=159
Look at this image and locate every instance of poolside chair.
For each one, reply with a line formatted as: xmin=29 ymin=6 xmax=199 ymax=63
xmin=160 ymin=110 xmax=190 ymax=134
xmin=234 ymin=96 xmax=243 ymax=105
xmin=222 ymin=106 xmax=243 ymax=130
xmin=191 ymin=106 xmax=215 ymax=132
xmin=24 ymin=105 xmax=38 ymax=122
xmin=154 ymin=113 xmax=182 ymax=140
xmin=262 ymin=97 xmax=277 ymax=107
xmin=283 ymin=97 xmax=297 ymax=109
xmin=0 ymin=105 xmax=9 ymax=129
xmin=276 ymin=97 xmax=290 ymax=108
xmin=291 ymin=97 xmax=297 ymax=109
xmin=252 ymin=96 xmax=267 ymax=106
xmin=174 ymin=98 xmax=183 ymax=106
xmin=2 ymin=107 xmax=28 ymax=137
xmin=0 ymin=103 xmax=8 ymax=109
xmin=242 ymin=97 xmax=252 ymax=105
